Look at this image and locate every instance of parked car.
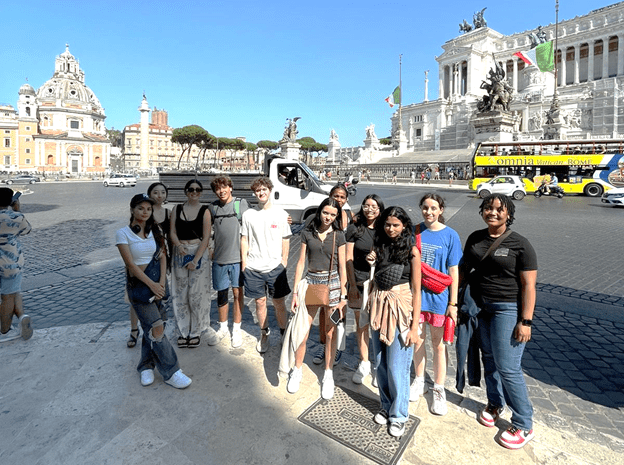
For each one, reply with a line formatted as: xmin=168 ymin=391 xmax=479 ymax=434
xmin=601 ymin=187 xmax=624 ymax=206
xmin=4 ymin=174 xmax=42 ymax=185
xmin=103 ymin=174 xmax=137 ymax=187
xmin=476 ymin=175 xmax=526 ymax=200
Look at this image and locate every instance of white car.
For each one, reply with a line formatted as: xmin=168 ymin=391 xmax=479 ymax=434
xmin=476 ymin=175 xmax=526 ymax=200
xmin=103 ymin=174 xmax=137 ymax=187
xmin=601 ymin=187 xmax=624 ymax=206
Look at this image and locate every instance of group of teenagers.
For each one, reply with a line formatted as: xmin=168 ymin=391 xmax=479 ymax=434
xmin=117 ymin=176 xmax=538 ymax=450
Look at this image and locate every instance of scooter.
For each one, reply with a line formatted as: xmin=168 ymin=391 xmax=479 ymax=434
xmin=344 ymin=178 xmax=358 ymax=197
xmin=534 ymin=182 xmax=564 ymax=198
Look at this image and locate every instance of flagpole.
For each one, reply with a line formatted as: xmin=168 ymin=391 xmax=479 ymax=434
xmin=552 ymin=0 xmax=559 ymax=109
xmin=399 ymin=54 xmax=403 ymax=135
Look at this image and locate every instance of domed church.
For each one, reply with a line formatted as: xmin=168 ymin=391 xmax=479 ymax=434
xmin=3 ymin=45 xmax=110 ymax=174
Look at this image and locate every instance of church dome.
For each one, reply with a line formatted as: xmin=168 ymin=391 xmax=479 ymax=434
xmin=19 ymin=83 xmax=36 ymax=96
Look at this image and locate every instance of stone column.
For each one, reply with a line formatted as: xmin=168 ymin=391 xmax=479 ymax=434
xmin=618 ymin=34 xmax=624 ymax=76
xmin=439 ymin=67 xmax=444 ymax=99
xmin=139 ymin=96 xmax=150 ymax=170
xmin=512 ymin=57 xmax=518 ymax=93
xmin=453 ymin=64 xmax=459 ymax=96
xmin=573 ymin=45 xmax=580 ymax=84
xmin=458 ymin=62 xmax=464 ymax=96
xmin=602 ymin=37 xmax=610 ymax=79
xmin=588 ymin=40 xmax=595 ymax=81
xmin=560 ymin=48 xmax=567 ymax=87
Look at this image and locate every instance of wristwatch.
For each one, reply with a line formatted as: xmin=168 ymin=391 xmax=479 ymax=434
xmin=341 ymin=294 xmax=348 ymax=301
xmin=520 ymin=318 xmax=533 ymax=327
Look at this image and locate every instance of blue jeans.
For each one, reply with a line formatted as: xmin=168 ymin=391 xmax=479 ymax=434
xmin=478 ymin=301 xmax=533 ymax=431
xmin=129 ymin=289 xmax=180 ymax=381
xmin=372 ymin=328 xmax=414 ymax=423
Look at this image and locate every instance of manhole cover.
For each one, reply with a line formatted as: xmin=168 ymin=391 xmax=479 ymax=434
xmin=298 ymin=386 xmax=420 ymax=465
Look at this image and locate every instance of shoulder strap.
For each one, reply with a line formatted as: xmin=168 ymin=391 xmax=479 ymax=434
xmin=480 ymin=229 xmax=512 ymax=263
xmin=208 ymin=200 xmax=219 ymax=224
xmin=415 ymin=223 xmax=422 ymax=253
xmin=327 ymin=231 xmax=336 ymax=284
xmin=233 ymin=198 xmax=242 ymax=223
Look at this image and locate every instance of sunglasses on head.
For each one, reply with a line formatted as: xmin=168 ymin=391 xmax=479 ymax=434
xmin=187 ymin=187 xmax=202 ymax=193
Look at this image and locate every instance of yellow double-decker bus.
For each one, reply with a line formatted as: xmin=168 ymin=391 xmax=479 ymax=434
xmin=470 ymin=140 xmax=624 ymax=197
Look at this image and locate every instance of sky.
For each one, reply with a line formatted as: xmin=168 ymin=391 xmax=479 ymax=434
xmin=0 ymin=0 xmax=615 ymax=148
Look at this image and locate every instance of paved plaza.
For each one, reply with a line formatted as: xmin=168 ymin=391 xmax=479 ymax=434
xmin=2 ymin=180 xmax=624 ymax=464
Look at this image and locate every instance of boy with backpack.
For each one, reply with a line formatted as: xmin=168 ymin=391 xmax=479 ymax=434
xmin=206 ymin=175 xmax=249 ymax=348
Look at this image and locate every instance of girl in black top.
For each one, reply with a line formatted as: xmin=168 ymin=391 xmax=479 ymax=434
xmin=289 ymin=198 xmax=348 ymax=400
xmin=169 ymin=180 xmax=212 ymax=348
xmin=461 ymin=193 xmax=537 ymax=449
xmin=346 ymin=194 xmax=385 ymax=385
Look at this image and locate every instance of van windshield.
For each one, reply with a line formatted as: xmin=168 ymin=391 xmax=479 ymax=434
xmin=300 ymin=163 xmax=321 ymax=184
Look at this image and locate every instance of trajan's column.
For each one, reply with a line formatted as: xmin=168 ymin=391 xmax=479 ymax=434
xmin=139 ymin=95 xmax=150 ymax=170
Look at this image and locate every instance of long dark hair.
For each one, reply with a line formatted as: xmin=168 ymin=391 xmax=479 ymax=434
xmin=419 ymin=193 xmax=446 ymax=224
xmin=352 ymin=194 xmax=385 ymax=239
xmin=374 ymin=206 xmax=414 ymax=266
xmin=147 ymin=182 xmax=169 ymax=199
xmin=308 ymin=197 xmax=342 ymax=233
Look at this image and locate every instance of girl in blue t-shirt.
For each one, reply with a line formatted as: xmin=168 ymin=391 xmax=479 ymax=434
xmin=411 ymin=193 xmax=462 ymax=416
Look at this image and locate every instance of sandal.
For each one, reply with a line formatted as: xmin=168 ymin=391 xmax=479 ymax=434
xmin=187 ymin=336 xmax=201 ymax=348
xmin=127 ymin=328 xmax=139 ymax=348
xmin=177 ymin=336 xmax=189 ymax=348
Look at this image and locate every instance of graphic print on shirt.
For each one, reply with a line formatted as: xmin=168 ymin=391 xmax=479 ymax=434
xmin=421 ymin=242 xmax=442 ymax=267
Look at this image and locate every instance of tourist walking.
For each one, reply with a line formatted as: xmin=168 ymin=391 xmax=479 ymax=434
xmin=241 ymin=176 xmax=292 ymax=353
xmin=367 ymin=206 xmax=421 ymax=437
xmin=287 ymin=198 xmax=348 ymax=399
xmin=346 ymin=194 xmax=385 ymax=385
xmin=116 ymin=194 xmax=191 ymax=388
xmin=169 ymin=179 xmax=212 ymax=348
xmin=0 ymin=188 xmax=32 ymax=343
xmin=461 ymin=193 xmax=537 ymax=449
xmin=206 ymin=175 xmax=249 ymax=348
xmin=410 ymin=194 xmax=462 ymax=415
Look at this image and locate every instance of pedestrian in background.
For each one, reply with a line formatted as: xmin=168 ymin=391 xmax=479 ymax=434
xmin=367 ymin=206 xmax=421 ymax=438
xmin=411 ymin=194 xmax=461 ymax=415
xmin=461 ymin=193 xmax=537 ymax=449
xmin=0 ymin=188 xmax=32 ymax=343
xmin=169 ymin=179 xmax=212 ymax=348
xmin=346 ymin=194 xmax=385 ymax=385
xmin=116 ymin=194 xmax=191 ymax=389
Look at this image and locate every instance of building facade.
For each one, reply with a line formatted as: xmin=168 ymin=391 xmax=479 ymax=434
xmin=392 ymin=2 xmax=624 ymax=154
xmin=3 ymin=46 xmax=110 ymax=173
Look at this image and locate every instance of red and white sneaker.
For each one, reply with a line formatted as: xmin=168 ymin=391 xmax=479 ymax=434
xmin=498 ymin=426 xmax=535 ymax=449
xmin=478 ymin=403 xmax=504 ymax=427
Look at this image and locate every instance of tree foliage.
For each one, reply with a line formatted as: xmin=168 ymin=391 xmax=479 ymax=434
xmin=106 ymin=128 xmax=122 ymax=148
xmin=257 ymin=140 xmax=279 ymax=151
xmin=172 ymin=125 xmax=209 ymax=169
xmin=296 ymin=137 xmax=327 ymax=164
xmin=379 ymin=137 xmax=392 ymax=145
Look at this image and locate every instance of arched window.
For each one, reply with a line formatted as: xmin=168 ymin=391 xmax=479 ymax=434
xmin=47 ymin=155 xmax=54 ymax=165
xmin=26 ymin=107 xmax=31 ymax=116
xmin=95 ymin=156 xmax=101 ymax=167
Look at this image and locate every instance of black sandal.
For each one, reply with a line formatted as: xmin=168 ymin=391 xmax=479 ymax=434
xmin=187 ymin=336 xmax=201 ymax=348
xmin=127 ymin=328 xmax=139 ymax=348
xmin=177 ymin=336 xmax=189 ymax=348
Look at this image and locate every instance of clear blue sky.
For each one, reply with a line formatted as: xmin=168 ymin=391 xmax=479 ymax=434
xmin=0 ymin=0 xmax=612 ymax=148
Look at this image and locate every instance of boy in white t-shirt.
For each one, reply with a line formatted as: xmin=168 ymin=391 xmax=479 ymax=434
xmin=241 ymin=177 xmax=292 ymax=353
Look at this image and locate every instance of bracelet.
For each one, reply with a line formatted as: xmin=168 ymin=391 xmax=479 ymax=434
xmin=448 ymin=302 xmax=457 ymax=307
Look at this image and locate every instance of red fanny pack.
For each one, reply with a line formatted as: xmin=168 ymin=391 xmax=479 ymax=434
xmin=415 ymin=224 xmax=453 ymax=294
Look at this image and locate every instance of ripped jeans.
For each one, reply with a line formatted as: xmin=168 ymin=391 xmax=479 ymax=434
xmin=129 ymin=288 xmax=180 ymax=380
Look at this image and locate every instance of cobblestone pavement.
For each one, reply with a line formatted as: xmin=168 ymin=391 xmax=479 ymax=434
xmin=17 ymin=184 xmax=624 ymax=453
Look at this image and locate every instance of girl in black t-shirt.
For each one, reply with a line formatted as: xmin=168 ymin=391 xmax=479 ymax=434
xmin=289 ymin=198 xmax=348 ymax=400
xmin=461 ymin=193 xmax=537 ymax=449
xmin=346 ymin=194 xmax=385 ymax=385
xmin=366 ymin=207 xmax=422 ymax=438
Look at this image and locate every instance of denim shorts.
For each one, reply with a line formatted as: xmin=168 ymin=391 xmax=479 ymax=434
xmin=0 ymin=273 xmax=22 ymax=295
xmin=243 ymin=264 xmax=291 ymax=300
xmin=212 ymin=262 xmax=243 ymax=291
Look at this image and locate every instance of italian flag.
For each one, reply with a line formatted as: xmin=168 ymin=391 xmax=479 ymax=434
xmin=385 ymin=86 xmax=401 ymax=108
xmin=514 ymin=41 xmax=555 ymax=72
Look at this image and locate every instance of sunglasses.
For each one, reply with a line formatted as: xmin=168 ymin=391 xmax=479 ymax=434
xmin=187 ymin=188 xmax=202 ymax=193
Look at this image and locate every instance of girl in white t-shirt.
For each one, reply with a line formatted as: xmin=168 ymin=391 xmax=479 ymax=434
xmin=116 ymin=194 xmax=191 ymax=389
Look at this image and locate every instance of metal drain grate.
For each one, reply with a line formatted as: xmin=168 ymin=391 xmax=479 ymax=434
xmin=298 ymin=386 xmax=420 ymax=465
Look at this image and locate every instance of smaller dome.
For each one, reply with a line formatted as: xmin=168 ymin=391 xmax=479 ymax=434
xmin=19 ymin=83 xmax=36 ymax=96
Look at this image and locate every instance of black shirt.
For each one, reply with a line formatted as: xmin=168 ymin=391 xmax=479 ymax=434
xmin=346 ymin=224 xmax=375 ymax=282
xmin=301 ymin=228 xmax=346 ymax=273
xmin=462 ymin=229 xmax=537 ymax=302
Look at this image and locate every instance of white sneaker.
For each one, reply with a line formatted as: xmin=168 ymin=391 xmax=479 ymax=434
xmin=231 ymin=327 xmax=243 ymax=348
xmin=431 ymin=384 xmax=448 ymax=416
xmin=18 ymin=315 xmax=33 ymax=340
xmin=0 ymin=326 xmax=20 ymax=342
xmin=140 ymin=369 xmax=154 ymax=386
xmin=321 ymin=371 xmax=335 ymax=400
xmin=409 ymin=376 xmax=428 ymax=402
xmin=352 ymin=360 xmax=371 ymax=384
xmin=206 ymin=326 xmax=229 ymax=346
xmin=287 ymin=366 xmax=303 ymax=394
xmin=256 ymin=328 xmax=270 ymax=353
xmin=164 ymin=369 xmax=192 ymax=389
